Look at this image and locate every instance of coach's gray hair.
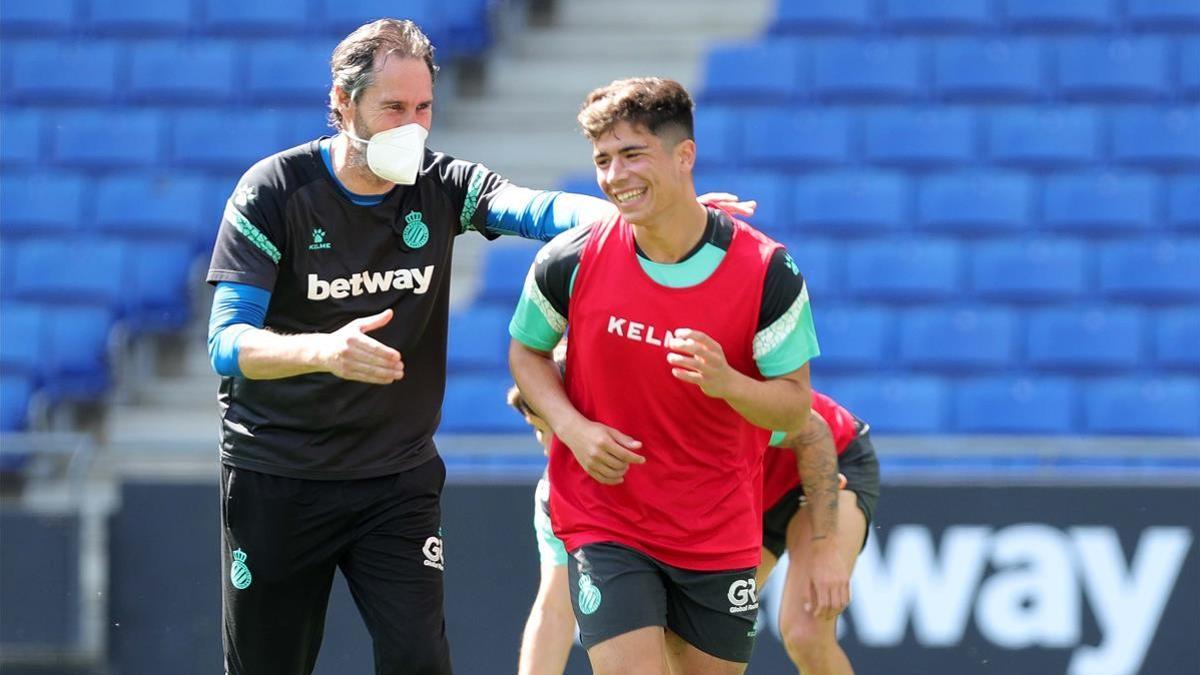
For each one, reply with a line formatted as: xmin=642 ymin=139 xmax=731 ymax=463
xmin=327 ymin=18 xmax=439 ymax=130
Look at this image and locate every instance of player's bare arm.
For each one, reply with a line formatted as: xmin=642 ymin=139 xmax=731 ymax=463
xmin=237 ymin=309 xmax=405 ymax=384
xmin=667 ymin=328 xmax=812 ymax=434
xmin=778 ymin=411 xmax=849 ymax=620
xmin=509 ymin=340 xmax=645 ymax=486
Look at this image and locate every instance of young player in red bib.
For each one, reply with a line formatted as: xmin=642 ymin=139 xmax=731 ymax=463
xmin=509 ymin=77 xmax=820 ymax=674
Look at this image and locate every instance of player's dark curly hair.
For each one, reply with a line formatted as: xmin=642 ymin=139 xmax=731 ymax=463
xmin=327 ymin=18 xmax=438 ymax=131
xmin=577 ymin=77 xmax=694 ymax=146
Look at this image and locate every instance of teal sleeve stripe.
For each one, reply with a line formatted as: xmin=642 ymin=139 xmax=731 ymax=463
xmin=225 ymin=201 xmax=281 ymax=264
xmin=756 ymin=294 xmax=821 ymax=378
xmin=768 ymin=430 xmax=788 ymax=447
xmin=509 ymin=293 xmax=564 ymax=352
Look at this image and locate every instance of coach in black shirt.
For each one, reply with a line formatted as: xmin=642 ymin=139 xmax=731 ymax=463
xmin=205 ymin=19 xmax=619 ymax=675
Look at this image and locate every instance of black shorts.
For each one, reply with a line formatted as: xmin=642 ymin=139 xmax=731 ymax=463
xmin=221 ymin=455 xmax=452 ymax=675
xmin=762 ymin=430 xmax=881 ymax=559
xmin=567 ymin=542 xmax=759 ymax=663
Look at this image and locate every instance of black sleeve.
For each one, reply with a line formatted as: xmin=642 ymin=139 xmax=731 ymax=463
xmin=426 ymin=150 xmax=510 ymax=241
xmin=758 ymin=247 xmax=807 ymax=331
xmin=206 ymin=157 xmax=289 ymax=291
xmin=534 ymin=224 xmax=592 ymax=320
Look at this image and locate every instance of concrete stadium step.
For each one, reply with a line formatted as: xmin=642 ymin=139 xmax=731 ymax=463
xmin=434 ymin=129 xmax=595 ymax=187
xmin=131 ymin=376 xmax=217 ymax=407
xmin=552 ymin=0 xmax=769 ymax=33
xmin=480 ymin=56 xmax=703 ymax=100
xmin=103 ymin=405 xmax=218 ymax=450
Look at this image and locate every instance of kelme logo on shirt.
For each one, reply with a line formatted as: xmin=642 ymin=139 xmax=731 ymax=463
xmin=783 ymin=252 xmax=799 ymax=276
xmin=307 ymin=265 xmax=435 ymax=300
xmin=403 ymin=211 xmax=430 ymax=249
xmin=308 ymin=228 xmax=332 ymax=251
xmin=230 ymin=548 xmax=252 ymax=590
xmin=578 ymin=574 xmax=602 ymax=615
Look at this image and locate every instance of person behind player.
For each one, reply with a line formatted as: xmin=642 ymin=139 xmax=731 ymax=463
xmin=759 ymin=391 xmax=880 ymax=674
xmin=508 ymin=77 xmax=819 ymax=674
xmin=508 ymin=378 xmax=879 ymax=675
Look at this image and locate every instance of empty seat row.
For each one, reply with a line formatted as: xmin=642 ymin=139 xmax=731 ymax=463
xmin=692 ymin=106 xmax=1200 ymax=170
xmin=0 ymin=0 xmax=489 ymax=55
xmin=702 ymin=36 xmax=1199 ymax=104
xmin=687 ymin=170 xmax=1196 ymax=234
xmin=770 ymin=0 xmax=1200 ymax=34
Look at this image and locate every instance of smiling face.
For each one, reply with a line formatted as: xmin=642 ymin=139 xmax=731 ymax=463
xmin=591 ymin=120 xmax=697 ymax=226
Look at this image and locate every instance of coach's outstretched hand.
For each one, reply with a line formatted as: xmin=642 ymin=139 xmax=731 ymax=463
xmin=319 ymin=309 xmax=406 ymax=384
xmin=558 ymin=418 xmax=646 ymax=485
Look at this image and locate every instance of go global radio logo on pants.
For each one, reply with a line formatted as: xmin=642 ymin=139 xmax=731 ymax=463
xmin=422 ymin=535 xmax=444 ymax=571
xmin=728 ymin=578 xmax=759 ymax=614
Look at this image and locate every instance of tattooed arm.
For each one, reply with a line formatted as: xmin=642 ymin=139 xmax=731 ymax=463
xmin=778 ymin=409 xmax=849 ymax=618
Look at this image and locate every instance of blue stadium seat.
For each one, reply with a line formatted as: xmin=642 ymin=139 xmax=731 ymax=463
xmin=122 ymin=241 xmax=196 ymax=332
xmin=41 ymin=305 xmax=115 ymax=401
xmin=692 ymin=107 xmax=740 ymax=168
xmin=88 ymin=0 xmax=192 ymax=33
xmin=742 ymin=109 xmax=852 ymax=168
xmin=1042 ymin=173 xmax=1156 ymax=233
xmin=1100 ymin=240 xmax=1200 ymax=301
xmin=0 ymin=172 xmax=86 ymax=236
xmin=171 ymin=110 xmax=283 ymax=170
xmin=201 ymin=0 xmax=307 ymax=33
xmin=1056 ymin=38 xmax=1170 ymax=100
xmin=7 ymin=41 xmax=119 ymax=102
xmin=773 ymin=237 xmax=840 ymax=301
xmin=476 ymin=242 xmax=541 ymax=306
xmin=812 ymin=39 xmax=923 ymax=101
xmin=0 ymin=0 xmax=74 ymax=36
xmin=247 ymin=40 xmax=340 ymax=103
xmin=955 ymin=377 xmax=1076 ymax=434
xmin=1084 ymin=378 xmax=1200 ymax=436
xmin=0 ymin=302 xmax=42 ymax=377
xmin=448 ymin=306 xmax=513 ymax=373
xmin=846 ymin=240 xmax=961 ymax=301
xmin=0 ymin=110 xmax=40 ymax=165
xmin=1182 ymin=39 xmax=1200 ymax=97
xmin=9 ymin=237 xmax=126 ymax=307
xmin=771 ymin=0 xmax=871 ymax=33
xmin=52 ymin=110 xmax=164 ymax=168
xmin=807 ymin=306 xmax=891 ymax=371
xmin=899 ymin=308 xmax=1017 ymax=370
xmin=693 ymin=172 xmax=791 ymax=235
xmin=312 ymin=0 xmax=443 ymax=39
xmin=918 ymin=171 xmax=1032 ymax=233
xmin=1112 ymin=108 xmax=1200 ymax=168
xmin=987 ymin=107 xmax=1099 ymax=166
xmin=1169 ymin=176 xmax=1200 ymax=229
xmin=1028 ymin=308 xmax=1143 ymax=371
xmin=934 ymin=39 xmax=1043 ymax=101
xmin=818 ymin=376 xmax=949 ymax=433
xmin=277 ymin=111 xmax=337 ymax=153
xmin=702 ymin=40 xmax=806 ymax=102
xmin=884 ymin=0 xmax=992 ymax=31
xmin=793 ymin=172 xmax=907 ymax=235
xmin=441 ymin=0 xmax=491 ymax=56
xmin=95 ymin=173 xmax=208 ymax=239
xmin=556 ymin=174 xmax=605 ymax=200
xmin=864 ymin=108 xmax=975 ymax=167
xmin=0 ymin=374 xmax=34 ymax=432
xmin=971 ymin=239 xmax=1086 ymax=301
xmin=1125 ymin=0 xmax=1200 ymax=28
xmin=128 ymin=40 xmax=236 ymax=103
xmin=439 ymin=374 xmax=528 ymax=434
xmin=0 ymin=242 xmax=15 ymax=297
xmin=1001 ymin=0 xmax=1113 ymax=30
xmin=1156 ymin=309 xmax=1200 ymax=369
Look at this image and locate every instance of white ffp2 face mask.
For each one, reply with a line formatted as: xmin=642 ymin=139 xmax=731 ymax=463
xmin=346 ymin=123 xmax=429 ymax=185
